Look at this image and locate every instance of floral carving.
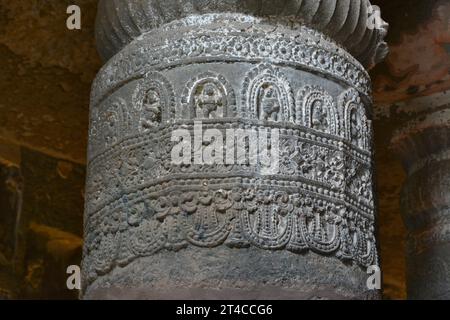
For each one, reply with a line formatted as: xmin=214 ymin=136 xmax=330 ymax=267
xmin=84 ymin=187 xmax=377 ymax=285
xmin=86 ymin=33 xmax=377 ymax=288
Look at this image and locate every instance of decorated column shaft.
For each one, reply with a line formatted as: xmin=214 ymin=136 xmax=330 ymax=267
xmin=83 ymin=0 xmax=388 ymax=299
xmin=392 ymin=91 xmax=450 ymax=300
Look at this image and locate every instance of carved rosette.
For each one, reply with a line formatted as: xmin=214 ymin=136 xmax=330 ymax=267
xmin=84 ymin=0 xmax=388 ymax=299
xmin=391 ymin=92 xmax=450 ymax=299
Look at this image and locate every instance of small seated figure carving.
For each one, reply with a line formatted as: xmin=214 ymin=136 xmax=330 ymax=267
xmin=141 ymin=89 xmax=162 ymax=129
xmin=311 ymin=100 xmax=329 ymax=132
xmin=259 ymin=85 xmax=281 ymax=121
xmin=350 ymin=110 xmax=363 ymax=146
xmin=195 ymin=83 xmax=223 ymax=119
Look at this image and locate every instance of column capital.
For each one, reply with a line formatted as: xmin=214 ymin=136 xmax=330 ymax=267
xmin=96 ymin=0 xmax=388 ymax=68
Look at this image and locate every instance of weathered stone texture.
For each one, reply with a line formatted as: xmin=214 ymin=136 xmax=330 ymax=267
xmin=0 ymin=147 xmax=84 ymax=299
xmin=391 ymin=92 xmax=450 ymax=299
xmin=0 ymin=0 xmax=101 ymax=164
xmin=371 ymin=0 xmax=450 ymax=104
xmin=95 ymin=0 xmax=388 ymax=68
xmin=0 ymin=163 xmax=22 ymax=299
xmin=1 ymin=0 xmax=447 ymax=300
xmin=373 ymin=120 xmax=407 ymax=300
xmin=83 ymin=0 xmax=388 ymax=299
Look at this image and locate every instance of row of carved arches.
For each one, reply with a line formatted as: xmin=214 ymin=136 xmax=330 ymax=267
xmin=90 ymin=64 xmax=371 ymax=154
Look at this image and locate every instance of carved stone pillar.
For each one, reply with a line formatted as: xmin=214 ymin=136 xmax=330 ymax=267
xmin=391 ymin=91 xmax=450 ymax=299
xmin=83 ymin=0 xmax=388 ymax=299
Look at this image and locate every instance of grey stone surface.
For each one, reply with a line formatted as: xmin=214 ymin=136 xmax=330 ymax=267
xmin=95 ymin=0 xmax=389 ymax=69
xmin=392 ymin=94 xmax=450 ymax=299
xmin=83 ymin=1 xmax=388 ymax=299
xmin=84 ymin=247 xmax=377 ymax=300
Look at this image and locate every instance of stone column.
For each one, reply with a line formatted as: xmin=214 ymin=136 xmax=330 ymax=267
xmin=83 ymin=0 xmax=388 ymax=299
xmin=391 ymin=91 xmax=450 ymax=300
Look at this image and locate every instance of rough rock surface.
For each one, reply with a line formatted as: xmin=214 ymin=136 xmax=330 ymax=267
xmin=0 ymin=0 xmax=101 ymax=164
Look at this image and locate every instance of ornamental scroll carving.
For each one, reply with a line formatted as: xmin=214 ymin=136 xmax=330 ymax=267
xmin=84 ymin=186 xmax=376 ymax=283
xmin=83 ymin=0 xmax=388 ymax=299
xmin=84 ymin=60 xmax=376 ymax=285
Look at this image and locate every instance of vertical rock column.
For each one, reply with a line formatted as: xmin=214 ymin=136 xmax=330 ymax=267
xmin=391 ymin=92 xmax=450 ymax=299
xmin=83 ymin=0 xmax=388 ymax=299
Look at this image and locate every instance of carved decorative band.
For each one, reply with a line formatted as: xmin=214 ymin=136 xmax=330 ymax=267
xmin=91 ymin=18 xmax=371 ymax=107
xmin=83 ymin=186 xmax=377 ymax=284
xmin=85 ymin=68 xmax=375 ymax=277
xmin=89 ymin=65 xmax=372 ymax=160
xmin=85 ymin=15 xmax=377 ymax=283
xmin=86 ymin=121 xmax=374 ymax=216
xmin=84 ymin=119 xmax=375 ymax=281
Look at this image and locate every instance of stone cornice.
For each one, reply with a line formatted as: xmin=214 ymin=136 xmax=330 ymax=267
xmin=95 ymin=0 xmax=388 ymax=69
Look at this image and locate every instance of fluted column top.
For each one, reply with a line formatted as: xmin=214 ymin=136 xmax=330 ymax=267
xmin=96 ymin=0 xmax=388 ymax=68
